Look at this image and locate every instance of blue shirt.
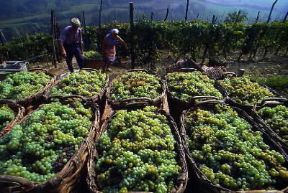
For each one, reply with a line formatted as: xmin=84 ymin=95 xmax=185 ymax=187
xmin=60 ymin=26 xmax=82 ymax=45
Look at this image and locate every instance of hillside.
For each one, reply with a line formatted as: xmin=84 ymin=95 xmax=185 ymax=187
xmin=0 ymin=0 xmax=287 ymax=40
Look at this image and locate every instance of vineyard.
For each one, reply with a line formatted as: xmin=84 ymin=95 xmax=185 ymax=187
xmin=0 ymin=4 xmax=288 ymax=191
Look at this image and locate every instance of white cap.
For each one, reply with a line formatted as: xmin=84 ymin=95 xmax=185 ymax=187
xmin=71 ymin=17 xmax=81 ymax=27
xmin=111 ymin=28 xmax=119 ymax=34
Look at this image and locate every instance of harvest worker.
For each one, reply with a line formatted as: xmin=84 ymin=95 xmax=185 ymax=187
xmin=102 ymin=28 xmax=127 ymax=71
xmin=59 ymin=17 xmax=83 ymax=72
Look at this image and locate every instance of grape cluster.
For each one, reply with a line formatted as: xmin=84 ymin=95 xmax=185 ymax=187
xmin=0 ymin=71 xmax=51 ymax=100
xmin=51 ymin=70 xmax=106 ymax=98
xmin=0 ymin=99 xmax=93 ymax=182
xmin=95 ymin=106 xmax=181 ymax=193
xmin=167 ymin=71 xmax=222 ymax=102
xmin=184 ymin=104 xmax=288 ymax=191
xmin=258 ymin=105 xmax=288 ymax=144
xmin=111 ymin=71 xmax=162 ymax=101
xmin=0 ymin=105 xmax=15 ymax=132
xmin=219 ymin=76 xmax=274 ymax=106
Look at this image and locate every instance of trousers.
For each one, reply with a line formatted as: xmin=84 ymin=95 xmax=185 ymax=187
xmin=64 ymin=44 xmax=83 ymax=72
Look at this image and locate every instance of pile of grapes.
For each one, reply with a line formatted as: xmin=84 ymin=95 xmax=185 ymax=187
xmin=0 ymin=71 xmax=51 ymax=100
xmin=51 ymin=70 xmax=107 ymax=98
xmin=184 ymin=104 xmax=288 ymax=191
xmin=219 ymin=77 xmax=274 ymax=106
xmin=84 ymin=50 xmax=103 ymax=60
xmin=95 ymin=106 xmax=181 ymax=193
xmin=167 ymin=71 xmax=222 ymax=102
xmin=0 ymin=99 xmax=93 ymax=182
xmin=258 ymin=105 xmax=288 ymax=144
xmin=110 ymin=71 xmax=162 ymax=101
xmin=0 ymin=105 xmax=15 ymax=132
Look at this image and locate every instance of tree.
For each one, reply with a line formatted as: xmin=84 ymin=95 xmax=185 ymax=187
xmin=225 ymin=10 xmax=247 ymax=23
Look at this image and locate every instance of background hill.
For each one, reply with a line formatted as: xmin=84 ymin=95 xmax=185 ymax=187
xmin=0 ymin=0 xmax=287 ymax=40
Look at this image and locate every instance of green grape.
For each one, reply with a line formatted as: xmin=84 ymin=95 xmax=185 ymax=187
xmin=83 ymin=50 xmax=103 ymax=60
xmin=258 ymin=105 xmax=288 ymax=144
xmin=111 ymin=71 xmax=162 ymax=100
xmin=0 ymin=105 xmax=15 ymax=132
xmin=184 ymin=104 xmax=288 ymax=191
xmin=51 ymin=70 xmax=106 ymax=97
xmin=167 ymin=71 xmax=222 ymax=102
xmin=0 ymin=71 xmax=51 ymax=100
xmin=0 ymin=99 xmax=93 ymax=183
xmin=219 ymin=76 xmax=274 ymax=105
xmin=95 ymin=106 xmax=181 ymax=193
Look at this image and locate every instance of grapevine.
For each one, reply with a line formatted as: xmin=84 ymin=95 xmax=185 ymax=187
xmin=258 ymin=105 xmax=288 ymax=144
xmin=184 ymin=104 xmax=288 ymax=191
xmin=0 ymin=99 xmax=93 ymax=182
xmin=0 ymin=71 xmax=51 ymax=100
xmin=219 ymin=76 xmax=274 ymax=106
xmin=51 ymin=70 xmax=107 ymax=98
xmin=167 ymin=71 xmax=222 ymax=102
xmin=95 ymin=106 xmax=181 ymax=193
xmin=111 ymin=71 xmax=162 ymax=101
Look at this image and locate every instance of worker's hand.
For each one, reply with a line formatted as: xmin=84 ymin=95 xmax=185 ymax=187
xmin=61 ymin=50 xmax=67 ymax=58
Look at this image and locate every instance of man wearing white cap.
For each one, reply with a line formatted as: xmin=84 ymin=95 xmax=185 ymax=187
xmin=59 ymin=17 xmax=83 ymax=72
xmin=102 ymin=28 xmax=127 ymax=71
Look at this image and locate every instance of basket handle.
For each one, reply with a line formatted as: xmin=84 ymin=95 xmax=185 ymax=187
xmin=178 ymin=68 xmax=198 ymax=72
xmin=222 ymin=72 xmax=236 ymax=78
xmin=192 ymin=96 xmax=220 ymax=100
xmin=48 ymin=95 xmax=86 ymax=102
xmin=0 ymin=175 xmax=34 ymax=191
xmin=259 ymin=97 xmax=287 ymax=107
xmin=80 ymin=68 xmax=100 ymax=72
xmin=128 ymin=69 xmax=148 ymax=73
xmin=29 ymin=68 xmax=48 ymax=73
xmin=195 ymin=99 xmax=222 ymax=106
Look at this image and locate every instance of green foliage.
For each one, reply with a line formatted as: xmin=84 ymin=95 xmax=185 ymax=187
xmin=0 ymin=99 xmax=93 ymax=182
xmin=51 ymin=70 xmax=107 ymax=98
xmin=184 ymin=104 xmax=288 ymax=191
xmin=0 ymin=71 xmax=51 ymax=100
xmin=167 ymin=71 xmax=222 ymax=102
xmin=258 ymin=105 xmax=288 ymax=144
xmin=83 ymin=50 xmax=103 ymax=60
xmin=225 ymin=10 xmax=248 ymax=23
xmin=0 ymin=105 xmax=15 ymax=132
xmin=96 ymin=106 xmax=181 ymax=193
xmin=219 ymin=76 xmax=274 ymax=106
xmin=253 ymin=75 xmax=288 ymax=90
xmin=111 ymin=71 xmax=162 ymax=101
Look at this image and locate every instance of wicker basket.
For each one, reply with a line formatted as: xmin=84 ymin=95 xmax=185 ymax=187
xmin=0 ymin=96 xmax=100 ymax=193
xmin=180 ymin=100 xmax=288 ymax=193
xmin=0 ymin=100 xmax=25 ymax=138
xmin=86 ymin=107 xmax=188 ymax=193
xmin=107 ymin=69 xmax=166 ymax=110
xmin=249 ymin=98 xmax=288 ymax=154
xmin=0 ymin=68 xmax=56 ymax=107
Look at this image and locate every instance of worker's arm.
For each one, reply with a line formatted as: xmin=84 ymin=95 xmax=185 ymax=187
xmin=59 ymin=29 xmax=67 ymax=57
xmin=116 ymin=35 xmax=127 ymax=48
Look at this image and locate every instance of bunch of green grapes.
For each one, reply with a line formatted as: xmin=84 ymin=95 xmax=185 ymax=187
xmin=219 ymin=76 xmax=274 ymax=105
xmin=111 ymin=71 xmax=162 ymax=101
xmin=51 ymin=70 xmax=106 ymax=97
xmin=184 ymin=104 xmax=288 ymax=191
xmin=167 ymin=71 xmax=222 ymax=102
xmin=95 ymin=106 xmax=181 ymax=193
xmin=0 ymin=71 xmax=51 ymax=100
xmin=258 ymin=105 xmax=288 ymax=144
xmin=0 ymin=99 xmax=93 ymax=182
xmin=0 ymin=105 xmax=15 ymax=132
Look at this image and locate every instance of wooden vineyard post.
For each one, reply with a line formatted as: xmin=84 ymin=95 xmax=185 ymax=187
xmin=255 ymin=11 xmax=260 ymax=23
xmin=129 ymin=2 xmax=135 ymax=69
xmin=185 ymin=0 xmax=190 ymax=21
xmin=51 ymin=9 xmax=57 ymax=68
xmin=164 ymin=7 xmax=169 ymax=21
xmin=267 ymin=0 xmax=278 ymax=23
xmin=82 ymin=11 xmax=87 ymax=51
xmin=150 ymin=12 xmax=154 ymax=21
xmin=283 ymin=11 xmax=288 ymax=22
xmin=98 ymin=0 xmax=103 ymax=29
